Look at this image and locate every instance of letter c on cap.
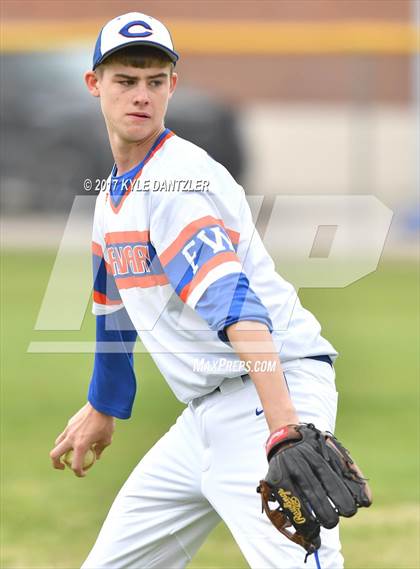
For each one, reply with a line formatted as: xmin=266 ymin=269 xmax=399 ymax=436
xmin=119 ymin=20 xmax=153 ymax=38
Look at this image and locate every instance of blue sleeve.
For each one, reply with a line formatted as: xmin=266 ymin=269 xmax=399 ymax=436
xmin=88 ymin=308 xmax=138 ymax=419
xmin=195 ymin=272 xmax=273 ymax=342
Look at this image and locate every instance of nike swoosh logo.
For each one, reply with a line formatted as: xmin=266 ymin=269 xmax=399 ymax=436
xmin=255 ymin=407 xmax=264 ymax=416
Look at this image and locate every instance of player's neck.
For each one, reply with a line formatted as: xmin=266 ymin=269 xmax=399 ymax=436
xmin=110 ymin=126 xmax=166 ymax=177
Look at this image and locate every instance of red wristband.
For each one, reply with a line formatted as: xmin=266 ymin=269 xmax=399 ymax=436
xmin=265 ymin=424 xmax=301 ymax=457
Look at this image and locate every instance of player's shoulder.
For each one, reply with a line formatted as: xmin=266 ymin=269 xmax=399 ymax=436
xmin=163 ymin=133 xmax=208 ymax=163
xmin=158 ymin=133 xmax=242 ymax=192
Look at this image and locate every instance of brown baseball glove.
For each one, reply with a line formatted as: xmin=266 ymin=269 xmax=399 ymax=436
xmin=257 ymin=423 xmax=372 ymax=556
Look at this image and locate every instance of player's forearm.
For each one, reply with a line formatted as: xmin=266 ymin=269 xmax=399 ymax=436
xmin=226 ymin=321 xmax=299 ymax=432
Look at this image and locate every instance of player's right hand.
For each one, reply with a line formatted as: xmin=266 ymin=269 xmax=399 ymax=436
xmin=49 ymin=402 xmax=115 ymax=478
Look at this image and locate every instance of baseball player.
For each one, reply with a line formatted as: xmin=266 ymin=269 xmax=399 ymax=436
xmin=50 ymin=12 xmax=371 ymax=569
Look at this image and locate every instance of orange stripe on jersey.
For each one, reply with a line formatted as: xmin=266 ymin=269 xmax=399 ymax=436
xmin=105 ymin=231 xmax=150 ymax=245
xmin=93 ymin=291 xmax=122 ymax=306
xmin=92 ymin=241 xmax=103 ymax=257
xmin=226 ymin=228 xmax=240 ymax=244
xmin=160 ymin=216 xmax=240 ymax=266
xmin=115 ymin=274 xmax=169 ymax=289
xmin=179 ymin=251 xmax=239 ymax=302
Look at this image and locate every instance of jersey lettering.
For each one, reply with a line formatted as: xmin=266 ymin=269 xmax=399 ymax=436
xmin=196 ymin=227 xmax=234 ymax=254
xmin=107 ymin=244 xmax=151 ymax=276
xmin=182 ymin=241 xmax=199 ymax=275
xmin=181 ymin=226 xmax=235 ymax=274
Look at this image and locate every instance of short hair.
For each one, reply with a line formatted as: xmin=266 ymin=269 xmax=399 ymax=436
xmin=95 ymin=45 xmax=175 ymax=76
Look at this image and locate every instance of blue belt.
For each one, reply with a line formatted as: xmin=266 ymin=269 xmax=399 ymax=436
xmin=307 ymin=354 xmax=333 ymax=366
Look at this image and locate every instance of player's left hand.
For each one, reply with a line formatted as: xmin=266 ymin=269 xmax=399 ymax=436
xmin=257 ymin=423 xmax=372 ymax=555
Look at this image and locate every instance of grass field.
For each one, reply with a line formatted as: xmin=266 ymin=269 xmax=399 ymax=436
xmin=1 ymin=251 xmax=419 ymax=568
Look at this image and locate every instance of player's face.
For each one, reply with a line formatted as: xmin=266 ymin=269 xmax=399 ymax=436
xmin=86 ymin=63 xmax=177 ymax=144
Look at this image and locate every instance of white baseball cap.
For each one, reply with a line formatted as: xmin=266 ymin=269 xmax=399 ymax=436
xmin=92 ymin=12 xmax=179 ymax=70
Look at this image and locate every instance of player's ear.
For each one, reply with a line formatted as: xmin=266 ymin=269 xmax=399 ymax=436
xmin=84 ymin=71 xmax=101 ymax=98
xmin=168 ymin=72 xmax=178 ymax=99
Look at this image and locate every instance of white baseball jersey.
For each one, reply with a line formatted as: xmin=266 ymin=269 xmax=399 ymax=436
xmin=92 ymin=128 xmax=337 ymax=403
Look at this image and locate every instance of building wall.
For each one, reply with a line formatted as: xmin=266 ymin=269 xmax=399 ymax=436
xmin=2 ymin=0 xmax=415 ymax=104
xmin=241 ymin=105 xmax=415 ymax=207
xmin=2 ymin=0 xmax=412 ymax=21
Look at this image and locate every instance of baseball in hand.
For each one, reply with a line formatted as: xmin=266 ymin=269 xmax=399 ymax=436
xmin=63 ymin=448 xmax=96 ymax=470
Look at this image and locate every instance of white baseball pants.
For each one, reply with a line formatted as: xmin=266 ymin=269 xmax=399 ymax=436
xmin=82 ymin=358 xmax=344 ymax=569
